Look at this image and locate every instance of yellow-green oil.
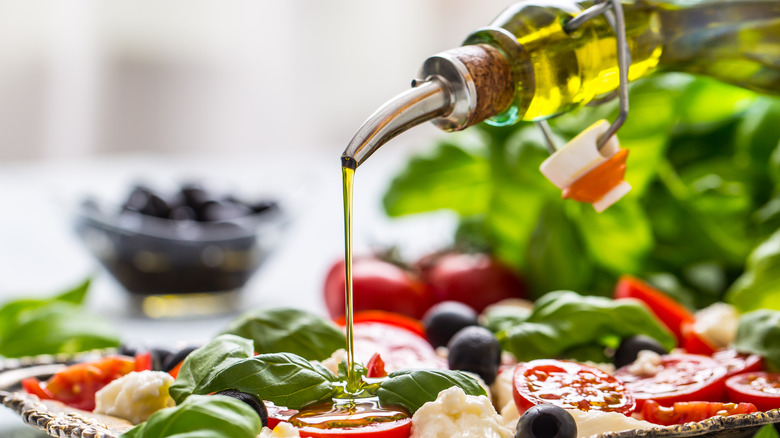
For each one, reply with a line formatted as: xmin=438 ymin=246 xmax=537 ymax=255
xmin=465 ymin=0 xmax=780 ymax=125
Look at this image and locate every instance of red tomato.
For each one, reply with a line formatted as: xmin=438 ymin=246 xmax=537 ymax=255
xmin=324 ymin=257 xmax=433 ymax=320
xmin=22 ymin=356 xmax=136 ymax=411
xmin=680 ymin=324 xmax=717 ymax=355
xmin=290 ymin=402 xmax=411 ymax=438
xmin=614 ymin=354 xmax=728 ymax=410
xmin=641 ymin=400 xmax=757 ymax=425
xmin=134 ymin=351 xmax=154 ymax=372
xmin=614 ymin=275 xmax=693 ymax=345
xmin=296 ymin=419 xmax=411 ymax=438
xmin=712 ymin=349 xmax=764 ymax=377
xmin=266 ymin=402 xmax=298 ymax=429
xmin=365 ymin=353 xmax=388 ymax=378
xmin=418 ymin=252 xmax=526 ymax=313
xmin=512 ymin=360 xmax=635 ymax=415
xmin=352 ymin=322 xmax=446 ymax=372
xmin=725 ymin=372 xmax=780 ymax=412
xmin=334 ymin=310 xmax=426 ymax=339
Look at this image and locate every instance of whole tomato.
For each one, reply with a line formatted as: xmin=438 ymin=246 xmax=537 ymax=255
xmin=417 ymin=252 xmax=526 ymax=313
xmin=324 ymin=256 xmax=434 ymax=320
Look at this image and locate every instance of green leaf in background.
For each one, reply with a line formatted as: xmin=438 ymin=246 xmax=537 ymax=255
xmin=498 ymin=291 xmax=676 ymax=362
xmin=169 ymin=334 xmax=254 ymax=405
xmin=220 ymin=307 xmax=345 ymax=362
xmin=377 ymin=369 xmax=486 ymax=414
xmin=484 ymin=126 xmax=558 ymax=269
xmin=726 ymin=229 xmax=780 ymax=312
xmin=733 ymin=310 xmax=780 ymax=371
xmin=0 ymin=301 xmax=119 ymax=358
xmin=571 ymin=198 xmax=653 ymax=275
xmin=381 ymin=72 xmax=779 ymax=304
xmin=123 ymin=395 xmax=263 ymax=438
xmin=383 ymin=136 xmax=490 ymax=217
xmin=524 ymin=202 xmax=594 ymax=297
xmin=199 ymin=352 xmax=337 ymax=410
xmin=0 ymin=278 xmax=91 ymax=339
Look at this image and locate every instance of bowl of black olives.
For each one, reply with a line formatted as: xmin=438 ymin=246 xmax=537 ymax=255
xmin=74 ymin=182 xmax=290 ymax=302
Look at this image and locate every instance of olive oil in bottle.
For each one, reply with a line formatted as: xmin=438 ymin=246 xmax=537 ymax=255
xmin=341 ymin=0 xmax=780 ymax=169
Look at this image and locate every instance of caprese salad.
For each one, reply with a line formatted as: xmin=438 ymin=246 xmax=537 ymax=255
xmin=14 ymin=275 xmax=780 ymax=438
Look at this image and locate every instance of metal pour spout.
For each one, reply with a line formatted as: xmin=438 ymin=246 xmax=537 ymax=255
xmin=341 ymin=43 xmax=515 ymax=169
xmin=341 ymin=78 xmax=451 ymax=169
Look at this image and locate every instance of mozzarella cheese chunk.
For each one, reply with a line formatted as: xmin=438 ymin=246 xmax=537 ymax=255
xmin=694 ymin=302 xmax=739 ymax=348
xmin=627 ymin=350 xmax=662 ymax=377
xmin=411 ymin=386 xmax=513 ymax=438
xmin=566 ymin=409 xmax=656 ymax=437
xmin=94 ymin=370 xmax=175 ymax=424
xmin=491 ymin=367 xmax=515 ymax=414
xmin=258 ymin=422 xmax=301 ymax=437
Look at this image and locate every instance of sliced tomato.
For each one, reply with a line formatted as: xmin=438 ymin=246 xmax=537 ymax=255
xmin=352 ymin=322 xmax=446 ymax=372
xmin=614 ymin=275 xmax=693 ymax=345
xmin=290 ymin=401 xmax=411 ymax=438
xmin=614 ymin=354 xmax=728 ymax=410
xmin=512 ymin=360 xmax=635 ymax=415
xmin=266 ymin=402 xmax=299 ymax=429
xmin=641 ymin=400 xmax=758 ymax=425
xmin=680 ymin=324 xmax=717 ymax=355
xmin=21 ymin=378 xmax=54 ymax=400
xmin=334 ymin=311 xmax=425 ymax=339
xmin=725 ymin=372 xmax=780 ymax=412
xmin=168 ymin=360 xmax=184 ymax=379
xmin=22 ymin=356 xmax=136 ymax=411
xmin=712 ymin=349 xmax=764 ymax=377
xmin=366 ymin=353 xmax=388 ymax=378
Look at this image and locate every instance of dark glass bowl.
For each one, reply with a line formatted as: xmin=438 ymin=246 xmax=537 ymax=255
xmin=74 ymin=197 xmax=290 ymax=297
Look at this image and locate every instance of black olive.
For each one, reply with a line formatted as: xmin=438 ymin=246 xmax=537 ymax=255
xmin=215 ymin=389 xmax=268 ymax=427
xmin=614 ymin=335 xmax=668 ymax=368
xmin=447 ymin=326 xmax=501 ymax=385
xmin=161 ymin=346 xmax=200 ymax=372
xmin=123 ymin=186 xmax=154 ymax=213
xmin=515 ymin=404 xmax=577 ymax=438
xmin=423 ymin=301 xmax=479 ymax=348
xmin=169 ymin=205 xmax=196 ymax=221
xmin=198 ymin=200 xmax=254 ymax=222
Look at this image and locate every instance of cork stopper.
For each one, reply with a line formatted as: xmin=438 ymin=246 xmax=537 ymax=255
xmin=443 ymin=44 xmax=514 ymax=128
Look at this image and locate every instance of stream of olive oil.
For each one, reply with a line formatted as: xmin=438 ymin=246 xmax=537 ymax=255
xmin=341 ymin=157 xmax=359 ymax=393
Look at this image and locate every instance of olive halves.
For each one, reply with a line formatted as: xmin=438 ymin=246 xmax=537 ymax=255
xmin=515 ymin=404 xmax=577 ymax=438
xmin=446 ymin=325 xmax=501 ymax=385
xmin=215 ymin=389 xmax=268 ymax=427
xmin=613 ymin=335 xmax=668 ymax=368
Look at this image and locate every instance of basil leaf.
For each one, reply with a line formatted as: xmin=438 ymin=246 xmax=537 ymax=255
xmin=198 ymin=352 xmax=336 ymax=410
xmin=726 ymin=229 xmax=780 ymax=312
xmin=498 ymin=291 xmax=675 ymax=362
xmin=123 ymin=395 xmax=262 ymax=438
xmin=733 ymin=310 xmax=780 ymax=371
xmin=383 ymin=137 xmax=491 ymax=217
xmin=753 ymin=424 xmax=780 ymax=438
xmin=377 ymin=369 xmax=486 ymax=414
xmin=0 ymin=302 xmax=119 ymax=358
xmin=524 ymin=202 xmax=593 ymax=297
xmin=571 ymin=199 xmax=653 ymax=275
xmin=0 ymin=277 xmax=91 ymax=338
xmin=169 ymin=334 xmax=254 ymax=405
xmin=221 ymin=308 xmax=345 ymax=361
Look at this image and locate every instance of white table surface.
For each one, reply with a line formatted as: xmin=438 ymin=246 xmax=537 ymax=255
xmin=0 ymin=141 xmax=457 ymax=434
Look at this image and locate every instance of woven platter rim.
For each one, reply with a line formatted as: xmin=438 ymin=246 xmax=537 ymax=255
xmin=1 ymin=353 xmax=779 ymax=438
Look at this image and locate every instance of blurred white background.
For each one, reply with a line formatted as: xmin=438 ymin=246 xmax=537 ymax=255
xmin=0 ymin=0 xmax=515 ymax=162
